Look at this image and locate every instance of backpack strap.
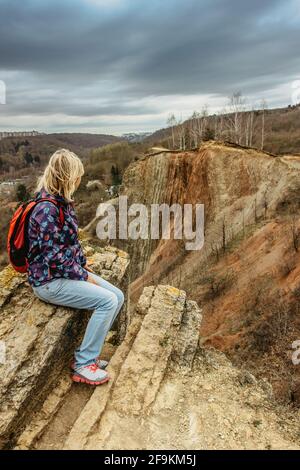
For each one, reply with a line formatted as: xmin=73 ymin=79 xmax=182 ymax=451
xmin=22 ymin=197 xmax=65 ymax=255
xmin=35 ymin=197 xmax=65 ymax=225
xmin=9 ymin=200 xmax=37 ymax=250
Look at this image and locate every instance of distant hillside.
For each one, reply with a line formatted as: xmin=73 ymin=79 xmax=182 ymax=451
xmin=0 ymin=138 xmax=147 ymax=268
xmin=0 ymin=132 xmax=122 ymax=157
xmin=47 ymin=133 xmax=123 ymax=151
xmin=0 ymin=133 xmax=123 ymax=179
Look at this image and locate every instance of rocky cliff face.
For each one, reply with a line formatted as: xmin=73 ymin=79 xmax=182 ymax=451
xmin=0 ymin=245 xmax=129 ymax=449
xmin=12 ymin=285 xmax=300 ymax=450
xmin=118 ymin=141 xmax=300 ymax=404
xmin=120 ymin=141 xmax=300 ymax=292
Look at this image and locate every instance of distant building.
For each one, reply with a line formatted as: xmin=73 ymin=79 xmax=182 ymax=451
xmin=0 ymin=130 xmax=44 ymax=141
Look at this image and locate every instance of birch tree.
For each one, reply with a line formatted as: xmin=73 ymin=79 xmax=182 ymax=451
xmin=167 ymin=113 xmax=176 ymax=149
xmin=190 ymin=111 xmax=201 ymax=147
xmin=227 ymin=92 xmax=246 ymax=144
xmin=260 ymin=99 xmax=267 ymax=151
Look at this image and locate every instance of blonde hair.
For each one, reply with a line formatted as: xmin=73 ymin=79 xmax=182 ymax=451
xmin=36 ymin=149 xmax=84 ymax=202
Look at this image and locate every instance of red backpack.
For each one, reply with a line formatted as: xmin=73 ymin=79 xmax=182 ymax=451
xmin=7 ymin=198 xmax=65 ymax=273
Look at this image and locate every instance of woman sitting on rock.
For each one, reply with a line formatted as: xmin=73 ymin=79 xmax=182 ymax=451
xmin=27 ymin=149 xmax=124 ymax=385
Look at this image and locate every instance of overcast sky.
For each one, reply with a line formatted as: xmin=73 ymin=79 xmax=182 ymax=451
xmin=0 ymin=0 xmax=299 ymax=135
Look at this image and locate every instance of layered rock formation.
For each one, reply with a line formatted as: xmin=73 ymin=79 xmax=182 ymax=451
xmin=14 ymin=285 xmax=300 ymax=450
xmin=116 ymin=141 xmax=300 ymax=404
xmin=116 ymin=142 xmax=298 ymax=283
xmin=0 ymin=245 xmax=129 ymax=449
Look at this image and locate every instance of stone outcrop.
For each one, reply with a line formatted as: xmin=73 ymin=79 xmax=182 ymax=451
xmin=61 ymin=285 xmax=299 ymax=450
xmin=0 ymin=245 xmax=129 ymax=449
xmin=63 ymin=285 xmax=202 ymax=450
xmin=13 ymin=284 xmax=300 ymax=450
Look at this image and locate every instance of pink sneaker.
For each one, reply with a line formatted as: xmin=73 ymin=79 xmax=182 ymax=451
xmin=72 ymin=363 xmax=109 ymax=385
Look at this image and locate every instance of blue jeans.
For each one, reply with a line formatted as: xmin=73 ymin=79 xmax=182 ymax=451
xmin=32 ymin=272 xmax=124 ymax=368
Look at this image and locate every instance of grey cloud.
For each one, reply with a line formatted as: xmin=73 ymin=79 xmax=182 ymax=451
xmin=0 ymin=0 xmax=299 ymax=132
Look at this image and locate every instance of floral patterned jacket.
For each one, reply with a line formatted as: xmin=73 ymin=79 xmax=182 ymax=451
xmin=27 ymin=188 xmax=88 ymax=286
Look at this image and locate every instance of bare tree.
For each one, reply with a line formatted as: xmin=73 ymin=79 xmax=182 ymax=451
xmin=227 ymin=92 xmax=246 ymax=144
xmin=214 ymin=111 xmax=226 ymax=140
xmin=189 ymin=111 xmax=197 ymax=147
xmin=261 ymin=99 xmax=267 ymax=151
xmin=167 ymin=113 xmax=176 ymax=149
xmin=245 ymin=108 xmax=255 ymax=147
xmin=166 ymin=114 xmax=185 ymax=149
xmin=199 ymin=105 xmax=209 ymax=142
xmin=176 ymin=116 xmax=186 ymax=150
xmin=249 ymin=107 xmax=255 ymax=147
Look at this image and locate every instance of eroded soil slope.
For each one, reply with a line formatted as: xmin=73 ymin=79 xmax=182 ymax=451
xmin=119 ymin=142 xmax=300 ymax=404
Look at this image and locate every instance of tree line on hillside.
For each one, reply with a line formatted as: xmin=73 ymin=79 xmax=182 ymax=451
xmin=0 ymin=139 xmax=41 ymax=176
xmin=85 ymin=141 xmax=146 ymax=186
xmin=0 ymin=133 xmax=120 ymax=179
xmin=166 ymin=92 xmax=271 ymax=152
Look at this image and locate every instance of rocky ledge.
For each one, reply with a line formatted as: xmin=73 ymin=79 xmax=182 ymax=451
xmin=0 ymin=245 xmax=129 ymax=449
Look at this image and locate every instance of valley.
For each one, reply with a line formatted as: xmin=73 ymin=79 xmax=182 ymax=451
xmin=1 ymin=116 xmax=300 ymax=449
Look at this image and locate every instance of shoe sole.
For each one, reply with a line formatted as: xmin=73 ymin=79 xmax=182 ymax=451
xmin=71 ymin=373 xmax=110 ymax=386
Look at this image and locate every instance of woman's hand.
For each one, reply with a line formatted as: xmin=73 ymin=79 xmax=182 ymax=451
xmin=84 ymin=258 xmax=95 ymax=273
xmin=87 ymin=273 xmax=98 ymax=285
